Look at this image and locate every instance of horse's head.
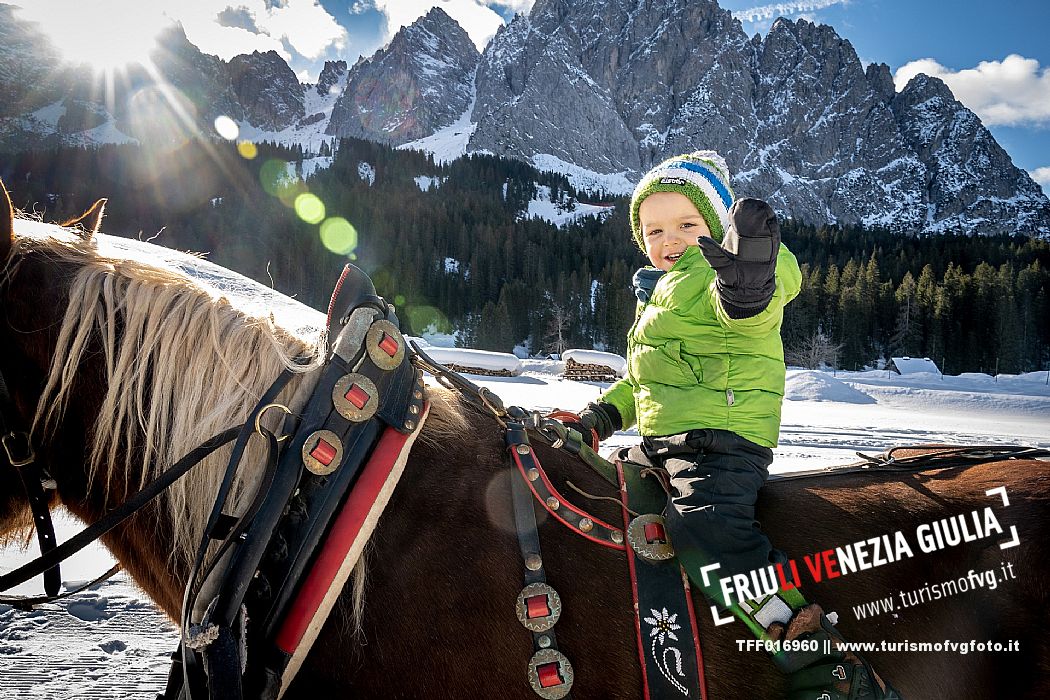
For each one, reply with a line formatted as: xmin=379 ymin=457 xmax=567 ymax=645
xmin=0 ymin=179 xmax=107 ymax=542
xmin=0 ymin=178 xmax=38 ymax=540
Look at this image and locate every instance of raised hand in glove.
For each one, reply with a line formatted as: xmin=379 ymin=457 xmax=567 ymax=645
xmin=557 ymin=402 xmax=622 ymax=444
xmin=697 ymin=197 xmax=780 ymax=319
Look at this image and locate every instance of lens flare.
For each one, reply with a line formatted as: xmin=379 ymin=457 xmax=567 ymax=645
xmin=295 ymin=194 xmax=326 ymax=224
xmin=407 ymin=305 xmax=450 ymax=334
xmin=237 ymin=141 xmax=258 ymax=159
xmin=320 ymin=217 xmax=359 ymax=255
xmin=260 ymin=160 xmax=290 ymax=196
xmin=214 ymin=116 xmax=239 ymax=140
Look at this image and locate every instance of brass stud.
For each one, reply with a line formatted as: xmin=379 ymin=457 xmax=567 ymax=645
xmin=611 ymin=530 xmax=624 ymax=544
xmin=527 ymin=468 xmax=540 ymax=481
xmin=525 ymin=554 xmax=542 ymax=571
xmin=515 ymin=444 xmax=530 ymax=455
xmin=545 ymin=497 xmax=560 ymax=511
xmin=538 ymin=635 xmax=552 ymax=649
xmin=413 ymin=390 xmax=423 ymax=400
xmin=578 ymin=518 xmax=593 ymax=533
xmin=404 ymin=420 xmax=415 ymax=430
xmin=409 ymin=405 xmax=419 ymax=415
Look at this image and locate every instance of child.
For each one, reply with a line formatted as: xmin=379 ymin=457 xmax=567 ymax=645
xmin=564 ymin=151 xmax=900 ymax=700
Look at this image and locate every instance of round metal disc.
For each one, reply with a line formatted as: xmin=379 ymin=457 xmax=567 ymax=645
xmin=301 ymin=429 xmax=343 ymax=476
xmin=515 ymin=582 xmax=562 ymax=632
xmin=527 ymin=649 xmax=574 ymax=700
xmin=365 ymin=320 xmax=405 ymax=370
xmin=332 ymin=374 xmax=380 ymax=422
xmin=627 ymin=513 xmax=675 ymax=562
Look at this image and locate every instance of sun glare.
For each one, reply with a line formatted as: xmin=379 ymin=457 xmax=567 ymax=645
xmin=16 ymin=1 xmax=170 ymax=70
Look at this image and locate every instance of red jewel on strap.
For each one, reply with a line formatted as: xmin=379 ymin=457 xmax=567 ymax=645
xmin=525 ymin=594 xmax=551 ymax=619
xmin=536 ymin=662 xmax=563 ymax=688
xmin=344 ymin=383 xmax=371 ymax=410
xmin=309 ymin=439 xmax=337 ymax=466
xmin=643 ymin=522 xmax=667 ymax=544
xmin=378 ymin=333 xmax=400 ymax=357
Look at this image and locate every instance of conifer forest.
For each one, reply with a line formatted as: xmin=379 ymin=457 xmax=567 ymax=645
xmin=3 ymin=138 xmax=1048 ymax=375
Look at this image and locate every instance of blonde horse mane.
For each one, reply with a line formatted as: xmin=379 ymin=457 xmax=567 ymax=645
xmin=13 ymin=226 xmax=469 ymax=577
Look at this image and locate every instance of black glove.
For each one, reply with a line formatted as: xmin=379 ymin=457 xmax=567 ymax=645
xmin=562 ymin=402 xmax=622 ymax=443
xmin=697 ymin=197 xmax=780 ymax=319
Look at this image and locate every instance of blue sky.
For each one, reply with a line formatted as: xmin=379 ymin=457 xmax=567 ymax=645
xmin=10 ymin=0 xmax=1049 ymax=192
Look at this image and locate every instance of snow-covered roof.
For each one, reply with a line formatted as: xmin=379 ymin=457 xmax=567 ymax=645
xmin=889 ymin=356 xmax=941 ymax=374
xmin=423 ymin=347 xmax=522 ymax=374
xmin=562 ymin=349 xmax=627 ymax=376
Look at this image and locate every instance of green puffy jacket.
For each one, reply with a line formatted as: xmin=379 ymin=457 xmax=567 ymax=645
xmin=600 ymin=243 xmax=802 ymax=448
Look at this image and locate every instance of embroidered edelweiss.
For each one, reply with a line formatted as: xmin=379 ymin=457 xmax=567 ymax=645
xmin=643 ymin=608 xmax=681 ymax=645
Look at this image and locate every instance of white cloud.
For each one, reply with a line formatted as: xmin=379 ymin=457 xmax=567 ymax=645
xmin=11 ymin=0 xmax=347 ymax=64
xmin=369 ymin=0 xmax=507 ymax=51
xmin=894 ymin=54 xmax=1050 ymax=127
xmin=733 ymin=0 xmax=847 ymax=23
xmin=485 ymin=0 xmax=534 ymax=12
xmin=1030 ymin=167 xmax=1050 ymax=194
xmin=253 ymin=0 xmax=347 ymax=59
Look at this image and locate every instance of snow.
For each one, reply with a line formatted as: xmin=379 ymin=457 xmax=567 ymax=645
xmin=301 ymin=156 xmax=334 ymax=179
xmin=421 ymin=347 xmax=522 ymax=374
xmin=785 ymin=370 xmax=877 ymax=404
xmin=414 ymin=175 xmax=444 ymax=192
xmin=530 ymin=153 xmax=635 ymax=197
xmin=398 ymin=87 xmax=478 ymax=164
xmin=519 ymin=184 xmax=616 ymax=227
xmin=562 ymin=349 xmax=627 ymax=376
xmin=30 ymin=100 xmax=66 ymax=130
xmin=79 ymin=116 xmax=137 ymax=145
xmin=357 ymin=161 xmax=376 ymax=185
xmin=232 ymin=69 xmax=347 ymax=157
xmin=890 ymin=356 xmax=940 ymax=374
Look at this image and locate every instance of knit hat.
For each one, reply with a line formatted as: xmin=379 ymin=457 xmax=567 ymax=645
xmin=630 ymin=150 xmax=735 ymax=249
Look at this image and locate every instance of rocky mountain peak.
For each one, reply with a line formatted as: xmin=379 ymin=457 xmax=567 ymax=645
xmin=316 ymin=60 xmax=347 ymax=96
xmin=325 ymin=8 xmax=479 ymax=144
xmin=467 ymin=0 xmax=1048 ymax=236
xmin=227 ymin=50 xmax=305 ymax=131
xmin=865 ymin=62 xmax=895 ymax=102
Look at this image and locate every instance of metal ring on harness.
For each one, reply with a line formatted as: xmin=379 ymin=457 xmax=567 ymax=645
xmin=254 ymin=403 xmax=292 ymax=442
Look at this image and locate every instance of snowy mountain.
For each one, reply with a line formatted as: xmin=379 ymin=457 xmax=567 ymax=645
xmin=467 ymin=0 xmax=1049 ymax=236
xmin=326 ymin=7 xmax=479 ymax=144
xmin=0 ymin=0 xmax=1047 ymax=236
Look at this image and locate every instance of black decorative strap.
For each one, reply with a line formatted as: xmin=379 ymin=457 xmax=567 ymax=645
xmin=506 ymin=423 xmax=574 ymax=700
xmin=618 ymin=463 xmax=706 ymax=700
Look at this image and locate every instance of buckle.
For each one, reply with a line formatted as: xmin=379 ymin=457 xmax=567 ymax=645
xmin=2 ymin=431 xmax=35 ymax=467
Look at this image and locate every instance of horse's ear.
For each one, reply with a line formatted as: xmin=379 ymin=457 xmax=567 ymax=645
xmin=62 ymin=198 xmax=107 ymax=239
xmin=0 ymin=178 xmax=12 ymax=263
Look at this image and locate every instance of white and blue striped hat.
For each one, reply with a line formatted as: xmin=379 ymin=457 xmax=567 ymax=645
xmin=630 ymin=150 xmax=735 ymax=247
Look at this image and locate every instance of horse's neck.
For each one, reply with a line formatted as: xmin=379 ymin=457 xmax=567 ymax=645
xmin=66 ymin=497 xmax=188 ymax=617
xmin=12 ymin=250 xmax=324 ymax=619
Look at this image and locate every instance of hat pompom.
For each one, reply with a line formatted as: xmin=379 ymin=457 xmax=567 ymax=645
xmin=689 ymin=150 xmax=730 ymax=178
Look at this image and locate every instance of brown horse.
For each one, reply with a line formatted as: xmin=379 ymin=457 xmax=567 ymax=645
xmin=2 ymin=182 xmax=1049 ymax=699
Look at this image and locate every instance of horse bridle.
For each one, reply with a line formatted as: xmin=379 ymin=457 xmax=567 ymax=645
xmin=0 ymin=359 xmax=66 ymax=601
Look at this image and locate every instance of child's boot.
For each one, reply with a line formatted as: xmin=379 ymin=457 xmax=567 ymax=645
xmin=768 ymin=604 xmax=904 ymax=700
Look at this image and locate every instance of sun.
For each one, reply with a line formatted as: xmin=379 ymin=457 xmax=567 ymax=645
xmin=13 ymin=0 xmax=172 ymax=71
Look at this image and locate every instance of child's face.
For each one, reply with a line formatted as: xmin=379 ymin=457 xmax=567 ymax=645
xmin=639 ymin=192 xmax=712 ymax=271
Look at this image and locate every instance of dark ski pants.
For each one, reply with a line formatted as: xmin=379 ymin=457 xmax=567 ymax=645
xmin=630 ymin=428 xmax=781 ymax=604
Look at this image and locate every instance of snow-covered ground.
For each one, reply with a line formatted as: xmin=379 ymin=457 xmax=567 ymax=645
xmin=2 ymin=365 xmax=1048 ymax=697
